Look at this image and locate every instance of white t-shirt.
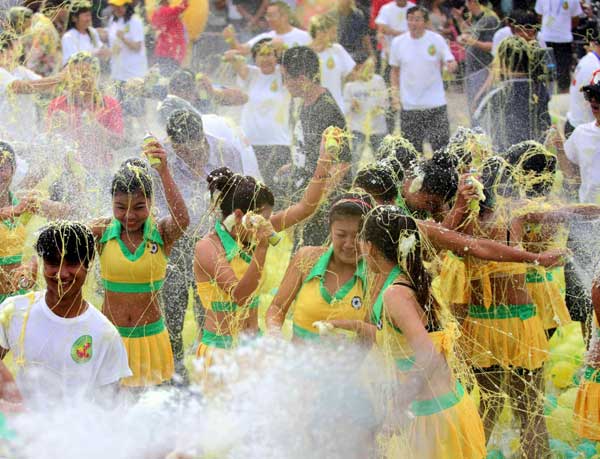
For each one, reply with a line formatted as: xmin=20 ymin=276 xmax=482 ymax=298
xmin=564 ymin=121 xmax=600 ymax=203
xmin=237 ymin=65 xmax=291 ymax=146
xmin=375 ymin=1 xmax=415 ymax=58
xmin=388 ymin=30 xmax=455 ymax=110
xmin=246 ymin=27 xmax=311 ymax=49
xmin=535 ymin=0 xmax=582 ymax=43
xmin=0 ymin=66 xmax=41 ymax=142
xmin=61 ymin=27 xmax=103 ymax=65
xmin=343 ymin=74 xmax=388 ymax=135
xmin=0 ymin=292 xmax=131 ymax=405
xmin=108 ymin=15 xmax=148 ymax=81
xmin=318 ymin=44 xmax=356 ymax=113
xmin=492 ymin=26 xmax=512 ymax=55
xmin=567 ymin=51 xmax=600 ymax=126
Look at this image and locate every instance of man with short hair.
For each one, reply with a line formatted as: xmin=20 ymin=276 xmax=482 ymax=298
xmin=281 ymin=45 xmax=351 ymax=246
xmin=223 ymin=1 xmax=311 ymax=55
xmin=0 ymin=222 xmax=131 ymax=406
xmin=389 ymin=6 xmax=457 ymax=153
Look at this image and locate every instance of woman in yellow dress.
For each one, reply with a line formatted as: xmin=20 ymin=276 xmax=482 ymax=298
xmin=265 ymin=192 xmax=374 ymax=340
xmin=193 ymin=134 xmax=338 ymax=374
xmin=361 ymin=205 xmax=486 ymax=459
xmin=91 ymin=141 xmax=189 ymax=388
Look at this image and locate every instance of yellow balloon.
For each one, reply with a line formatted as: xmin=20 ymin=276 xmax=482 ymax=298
xmin=145 ymin=0 xmax=208 ymax=41
xmin=549 ymin=361 xmax=579 ymax=389
xmin=547 ymin=406 xmax=577 ymax=444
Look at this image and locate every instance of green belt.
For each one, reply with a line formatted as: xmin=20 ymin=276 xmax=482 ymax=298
xmin=468 ymin=303 xmax=536 ymax=321
xmin=201 ymin=329 xmax=234 ymax=349
xmin=117 ymin=318 xmax=165 ymax=338
xmin=0 ymin=254 xmax=23 ymax=266
xmin=102 ymin=279 xmax=164 ymax=294
xmin=526 ymin=270 xmax=554 ymax=283
xmin=0 ymin=288 xmax=28 ymax=305
xmin=411 ymin=381 xmax=465 ymax=417
xmin=292 ymin=323 xmax=320 ymax=340
xmin=395 ymin=356 xmax=416 ymax=371
xmin=211 ymin=296 xmax=260 ymax=312
xmin=583 ymin=366 xmax=600 ymax=383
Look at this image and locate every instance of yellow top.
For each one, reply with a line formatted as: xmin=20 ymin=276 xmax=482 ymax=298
xmin=292 ymin=247 xmax=368 ymax=340
xmin=99 ymin=219 xmax=167 ymax=293
xmin=0 ymin=194 xmax=28 ymax=266
xmin=467 ymin=260 xmax=527 ymax=308
xmin=196 ymin=221 xmax=259 ymax=314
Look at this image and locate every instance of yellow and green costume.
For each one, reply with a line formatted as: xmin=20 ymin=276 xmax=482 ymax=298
xmin=373 ymin=267 xmax=486 ymax=459
xmin=437 ymin=252 xmax=469 ymax=307
xmin=526 ymin=266 xmax=571 ymax=330
xmin=461 ymin=261 xmax=549 ymax=369
xmin=0 ymin=193 xmax=30 ymax=304
xmin=574 ymin=362 xmax=600 ymax=441
xmin=195 ymin=221 xmax=260 ymax=370
xmin=291 ymin=247 xmax=367 ymax=340
xmin=99 ymin=218 xmax=173 ymax=387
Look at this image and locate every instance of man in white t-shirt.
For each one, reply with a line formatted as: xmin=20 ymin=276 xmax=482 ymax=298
xmin=389 ymin=6 xmax=456 ymax=152
xmin=375 ymin=0 xmax=415 ymax=62
xmin=535 ymin=0 xmax=582 ymax=92
xmin=0 ymin=223 xmax=131 ymax=407
xmin=223 ymin=1 xmax=310 ymax=55
xmin=563 ymin=72 xmax=600 ymax=204
xmin=565 ymin=28 xmax=600 ymax=137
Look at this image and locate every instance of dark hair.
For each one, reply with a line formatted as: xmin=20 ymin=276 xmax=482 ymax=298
xmin=166 ymin=109 xmax=204 ymax=145
xmin=68 ymin=2 xmax=92 ymax=27
xmin=7 ymin=6 xmax=33 ymax=32
xmin=505 ymin=141 xmax=557 ymax=197
xmin=0 ymin=141 xmax=16 ymax=171
xmin=328 ymin=192 xmax=375 ymax=227
xmin=497 ymin=35 xmax=531 ymax=75
xmin=353 ymin=50 xmax=370 ymax=66
xmin=376 ymin=135 xmax=418 ymax=174
xmin=0 ymin=33 xmax=16 ymax=53
xmin=407 ymin=5 xmax=429 ymax=22
xmin=479 ymin=156 xmax=510 ymax=214
xmin=416 ymin=153 xmax=459 ymax=202
xmin=36 ymin=221 xmax=96 ymax=268
xmin=354 ymin=163 xmax=399 ymax=204
xmin=168 ymin=70 xmax=196 ymax=95
xmin=281 ymin=46 xmax=321 ymax=83
xmin=444 ymin=127 xmax=491 ymax=170
xmin=208 ymin=167 xmax=274 ymax=218
xmin=119 ymin=157 xmax=149 ymax=171
xmin=508 ymin=9 xmax=539 ymax=29
xmin=251 ymin=38 xmax=274 ymax=61
xmin=111 ymin=163 xmax=153 ymax=198
xmin=362 ymin=206 xmax=434 ymax=314
xmin=112 ymin=3 xmax=135 ymax=22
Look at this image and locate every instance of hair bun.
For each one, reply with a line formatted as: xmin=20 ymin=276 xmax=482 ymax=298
xmin=207 ymin=167 xmax=235 ymax=193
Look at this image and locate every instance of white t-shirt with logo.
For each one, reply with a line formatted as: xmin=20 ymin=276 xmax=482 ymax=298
xmin=108 ymin=15 xmax=148 ymax=81
xmin=343 ymin=74 xmax=389 ymax=135
xmin=388 ymin=30 xmax=455 ymax=110
xmin=535 ymin=0 xmax=583 ymax=43
xmin=318 ymin=44 xmax=356 ymax=113
xmin=567 ymin=52 xmax=600 ymax=127
xmin=564 ymin=121 xmax=600 ymax=203
xmin=375 ymin=1 xmax=416 ymax=58
xmin=246 ymin=27 xmax=311 ymax=49
xmin=237 ymin=65 xmax=291 ymax=146
xmin=61 ymin=27 xmax=103 ymax=65
xmin=0 ymin=291 xmax=131 ymax=404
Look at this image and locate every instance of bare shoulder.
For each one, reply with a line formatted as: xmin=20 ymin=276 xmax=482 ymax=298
xmin=292 ymin=246 xmax=328 ymax=276
xmin=89 ymin=217 xmax=112 ymax=239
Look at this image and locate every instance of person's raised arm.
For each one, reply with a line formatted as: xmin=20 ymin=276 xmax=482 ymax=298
xmin=418 ymin=220 xmax=566 ymax=267
xmin=265 ymin=247 xmax=315 ymax=333
xmin=194 ymin=218 xmax=273 ymax=306
xmin=442 ymin=173 xmax=480 ymax=230
xmin=224 ymin=50 xmax=250 ymax=80
xmin=147 ymin=141 xmax=190 ymax=249
xmin=270 ymin=130 xmax=337 ymax=232
xmin=515 ymin=204 xmax=600 ymax=225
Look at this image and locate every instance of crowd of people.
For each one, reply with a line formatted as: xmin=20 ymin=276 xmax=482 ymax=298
xmin=0 ymin=0 xmax=599 ymax=457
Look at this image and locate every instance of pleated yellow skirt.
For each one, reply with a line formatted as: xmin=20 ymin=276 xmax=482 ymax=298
xmin=384 ymin=382 xmax=486 ymax=459
xmin=461 ymin=304 xmax=549 ymax=369
xmin=438 ymin=253 xmax=470 ymax=306
xmin=117 ymin=318 xmax=174 ymax=387
xmin=574 ymin=366 xmax=600 ymax=441
xmin=526 ymin=268 xmax=571 ymax=330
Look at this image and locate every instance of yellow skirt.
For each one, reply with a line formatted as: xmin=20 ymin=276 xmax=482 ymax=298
xmin=117 ymin=318 xmax=174 ymax=387
xmin=438 ymin=253 xmax=470 ymax=306
xmin=193 ymin=329 xmax=234 ymax=384
xmin=574 ymin=366 xmax=600 ymax=441
xmin=526 ymin=268 xmax=571 ymax=330
xmin=385 ymin=382 xmax=486 ymax=459
xmin=461 ymin=304 xmax=549 ymax=369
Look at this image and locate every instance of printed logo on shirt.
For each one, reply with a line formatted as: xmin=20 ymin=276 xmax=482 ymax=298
xmin=562 ymin=1 xmax=568 ymax=10
xmin=148 ymin=242 xmax=159 ymax=254
xmin=326 ymin=56 xmax=335 ymax=70
xmin=71 ymin=335 xmax=93 ymax=364
xmin=270 ymin=80 xmax=279 ymax=92
xmin=376 ymin=319 xmax=383 ymax=330
xmin=428 ymin=44 xmax=436 ymax=56
xmin=397 ymin=12 xmax=405 ymax=21
xmin=351 ymin=296 xmax=363 ymax=309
